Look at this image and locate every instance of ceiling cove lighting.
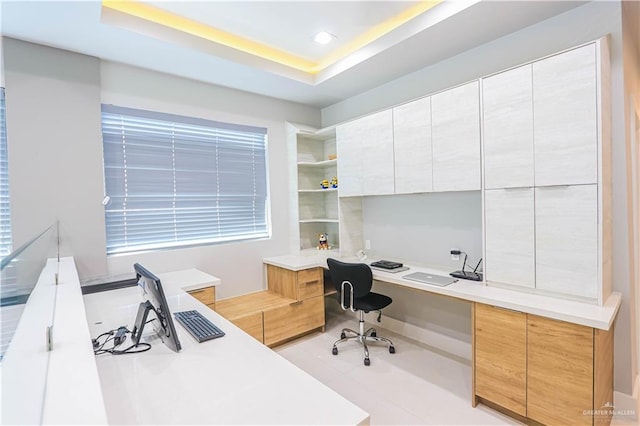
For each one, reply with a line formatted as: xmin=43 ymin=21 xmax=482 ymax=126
xmin=314 ymin=31 xmax=336 ymax=45
xmin=101 ymin=0 xmax=442 ymax=75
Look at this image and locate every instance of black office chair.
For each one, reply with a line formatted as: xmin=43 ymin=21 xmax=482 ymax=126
xmin=327 ymin=258 xmax=395 ymax=366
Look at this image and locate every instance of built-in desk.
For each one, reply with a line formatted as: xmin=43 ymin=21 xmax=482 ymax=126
xmin=264 ymin=253 xmax=622 ymax=425
xmin=84 ymin=269 xmax=368 ymax=425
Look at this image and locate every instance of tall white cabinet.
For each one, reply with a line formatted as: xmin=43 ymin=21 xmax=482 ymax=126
xmin=482 ymin=39 xmax=610 ymax=303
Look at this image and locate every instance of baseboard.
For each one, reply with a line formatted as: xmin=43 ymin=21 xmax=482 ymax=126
xmin=613 ymin=389 xmax=638 ymax=421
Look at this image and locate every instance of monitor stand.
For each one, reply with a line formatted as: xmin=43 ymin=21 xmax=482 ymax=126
xmin=131 ymin=300 xmax=154 ymax=346
xmin=450 ymin=270 xmax=483 ymax=281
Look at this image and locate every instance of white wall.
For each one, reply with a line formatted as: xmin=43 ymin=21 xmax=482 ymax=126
xmin=321 ymin=1 xmax=635 ymax=395
xmin=363 ymin=191 xmax=481 ymax=343
xmin=622 ymin=0 xmax=640 ymax=401
xmin=3 ymin=39 xmax=321 ymax=299
xmin=4 ymin=38 xmax=107 ymax=280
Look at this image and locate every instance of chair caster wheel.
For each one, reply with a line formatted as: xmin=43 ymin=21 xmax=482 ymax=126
xmin=332 ymin=347 xmax=338 ymax=355
xmin=364 ymin=358 xmax=370 ymax=366
xmin=340 ymin=332 xmax=346 ymax=339
xmin=389 ymin=346 xmax=395 ymax=354
xmin=371 ymin=330 xmax=377 ymax=337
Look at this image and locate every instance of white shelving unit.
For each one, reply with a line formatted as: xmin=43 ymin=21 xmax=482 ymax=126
xmin=288 ymin=124 xmax=341 ymax=252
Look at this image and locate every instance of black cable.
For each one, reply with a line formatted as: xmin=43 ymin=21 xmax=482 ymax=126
xmin=92 ymin=321 xmax=155 ymax=356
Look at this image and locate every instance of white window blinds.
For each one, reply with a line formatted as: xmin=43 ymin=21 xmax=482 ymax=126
xmin=0 ymin=88 xmax=12 ymax=257
xmin=101 ymin=105 xmax=269 ymax=255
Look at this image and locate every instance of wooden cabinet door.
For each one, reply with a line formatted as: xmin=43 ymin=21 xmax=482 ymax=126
xmin=533 ymin=44 xmax=597 ymax=186
xmin=482 ymin=65 xmax=534 ymax=189
xmin=527 ymin=315 xmax=594 ymax=425
xmin=432 ymin=81 xmax=481 ymax=191
xmin=263 ymin=296 xmax=324 ymax=346
xmin=474 ymin=304 xmax=527 ymax=416
xmin=535 ymin=185 xmax=598 ymax=299
xmin=393 ymin=97 xmax=432 ymax=194
xmin=484 ymin=188 xmax=535 ymax=288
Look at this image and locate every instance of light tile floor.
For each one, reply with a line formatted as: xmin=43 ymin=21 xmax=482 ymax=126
xmin=275 ymin=311 xmax=519 ymax=425
xmin=277 ymin=311 xmax=638 ymax=425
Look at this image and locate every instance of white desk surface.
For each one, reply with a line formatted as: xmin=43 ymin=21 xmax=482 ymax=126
xmin=263 ymin=254 xmax=621 ymax=331
xmin=83 ymin=276 xmax=369 ymax=425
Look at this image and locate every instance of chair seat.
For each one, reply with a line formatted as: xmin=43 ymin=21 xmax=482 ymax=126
xmin=352 ymin=292 xmax=392 ymax=312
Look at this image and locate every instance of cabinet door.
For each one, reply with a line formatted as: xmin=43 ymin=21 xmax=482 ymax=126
xmin=527 ymin=315 xmax=593 ymax=425
xmin=263 ymin=296 xmax=324 ymax=346
xmin=336 ymin=121 xmax=364 ymax=196
xmin=484 ymin=188 xmax=535 ymax=288
xmin=432 ymin=81 xmax=481 ymax=191
xmin=337 ymin=110 xmax=393 ymax=196
xmin=474 ymin=304 xmax=527 ymax=416
xmin=482 ymin=65 xmax=534 ymax=189
xmin=393 ymin=98 xmax=432 ymax=194
xmin=535 ymin=185 xmax=598 ymax=299
xmin=362 ymin=110 xmax=394 ymax=196
xmin=533 ymin=44 xmax=597 ymax=186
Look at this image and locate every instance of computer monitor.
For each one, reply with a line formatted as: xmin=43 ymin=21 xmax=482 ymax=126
xmin=131 ymin=263 xmax=182 ymax=352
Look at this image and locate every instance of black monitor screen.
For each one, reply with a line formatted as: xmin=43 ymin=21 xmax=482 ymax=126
xmin=131 ymin=263 xmax=182 ymax=352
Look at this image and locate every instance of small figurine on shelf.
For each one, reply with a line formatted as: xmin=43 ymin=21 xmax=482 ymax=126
xmin=330 ymin=176 xmax=338 ymax=188
xmin=317 ymin=233 xmax=331 ymax=250
xmin=328 ymin=154 xmax=337 ymax=160
xmin=320 ymin=179 xmax=330 ymax=189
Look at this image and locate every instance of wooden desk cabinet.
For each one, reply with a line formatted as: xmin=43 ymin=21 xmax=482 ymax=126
xmin=212 ymin=266 xmax=325 ymax=347
xmin=473 ymin=303 xmax=614 ymax=425
xmin=188 ymin=286 xmax=216 ymax=308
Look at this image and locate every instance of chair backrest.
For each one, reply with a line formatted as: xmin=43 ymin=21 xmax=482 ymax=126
xmin=327 ymin=258 xmax=373 ymax=307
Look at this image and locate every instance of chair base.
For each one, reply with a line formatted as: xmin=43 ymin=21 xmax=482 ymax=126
xmin=331 ymin=310 xmax=395 ymax=366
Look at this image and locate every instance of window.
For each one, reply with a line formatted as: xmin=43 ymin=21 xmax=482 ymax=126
xmin=101 ymin=105 xmax=269 ymax=255
xmin=0 ymin=88 xmax=12 ymax=257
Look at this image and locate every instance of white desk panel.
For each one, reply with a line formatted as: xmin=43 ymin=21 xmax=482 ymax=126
xmin=84 ymin=279 xmax=368 ymax=425
xmin=263 ymin=254 xmax=620 ymax=331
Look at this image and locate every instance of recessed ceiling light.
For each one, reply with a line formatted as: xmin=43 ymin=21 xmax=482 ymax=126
xmin=314 ymin=31 xmax=336 ymax=45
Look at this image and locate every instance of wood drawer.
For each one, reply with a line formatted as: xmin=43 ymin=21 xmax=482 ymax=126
xmin=188 ymin=287 xmax=215 ymax=305
xmin=263 ymin=296 xmax=324 ymax=346
xmin=232 ymin=312 xmax=264 ymax=343
xmin=297 ymin=268 xmax=323 ymax=300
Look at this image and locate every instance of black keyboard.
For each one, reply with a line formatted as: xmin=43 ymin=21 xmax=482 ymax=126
xmin=174 ymin=310 xmax=225 ymax=343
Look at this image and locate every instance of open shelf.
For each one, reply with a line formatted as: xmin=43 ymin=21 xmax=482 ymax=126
xmin=298 ymin=188 xmax=338 ymax=193
xmin=297 ymin=159 xmax=337 ymax=168
xmin=299 ymin=218 xmax=339 ymax=223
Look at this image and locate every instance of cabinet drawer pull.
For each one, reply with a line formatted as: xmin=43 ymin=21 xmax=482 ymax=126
xmin=303 ymin=280 xmax=320 ymax=285
xmin=290 ymin=300 xmax=303 ymax=306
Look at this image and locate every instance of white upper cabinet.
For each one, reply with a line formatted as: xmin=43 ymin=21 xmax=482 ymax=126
xmin=337 ymin=110 xmax=394 ymax=197
xmin=533 ymin=44 xmax=598 ymax=186
xmin=482 ymin=65 xmax=534 ymax=189
xmin=393 ymin=98 xmax=432 ymax=194
xmin=362 ymin=110 xmax=394 ymax=196
xmin=336 ymin=120 xmax=364 ymax=197
xmin=484 ymin=188 xmax=535 ymax=288
xmin=535 ymin=185 xmax=598 ymax=299
xmin=432 ymin=81 xmax=481 ymax=191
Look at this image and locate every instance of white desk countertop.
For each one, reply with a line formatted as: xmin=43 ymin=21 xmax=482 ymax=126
xmin=84 ymin=272 xmax=369 ymax=425
xmin=263 ymin=253 xmax=621 ymax=331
